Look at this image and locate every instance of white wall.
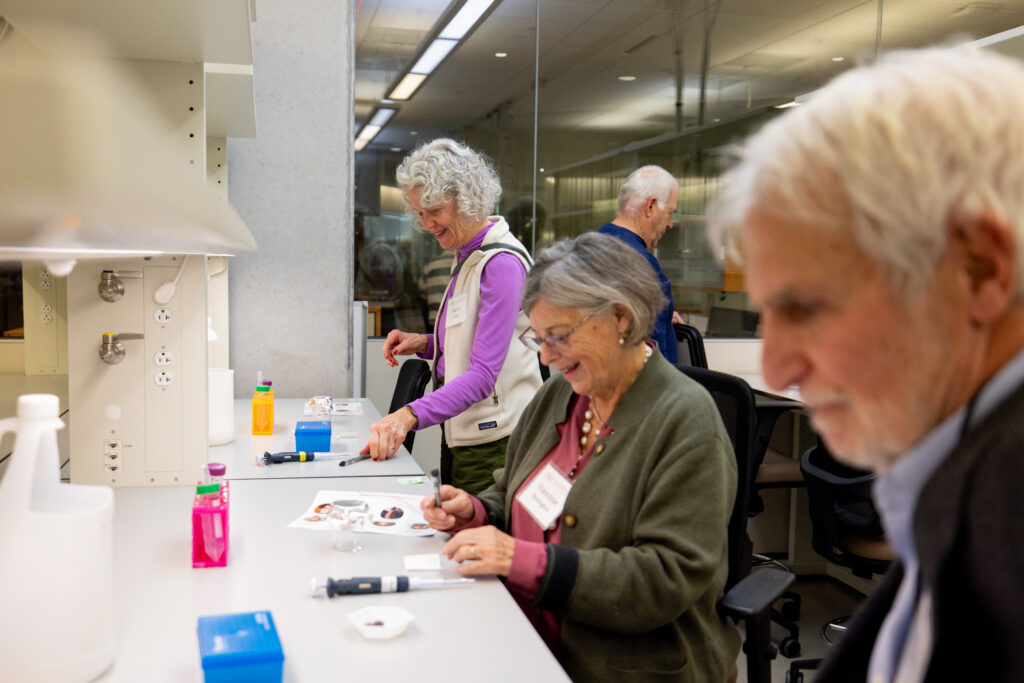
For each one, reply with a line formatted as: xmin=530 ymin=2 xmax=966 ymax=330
xmin=227 ymin=0 xmax=354 ymax=399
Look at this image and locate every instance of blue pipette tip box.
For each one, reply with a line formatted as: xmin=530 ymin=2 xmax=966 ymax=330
xmin=294 ymin=420 xmax=331 ymax=452
xmin=197 ymin=611 xmax=284 ymax=683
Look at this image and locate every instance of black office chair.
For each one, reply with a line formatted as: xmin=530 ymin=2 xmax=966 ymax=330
xmin=673 ymin=322 xmax=804 ymax=657
xmin=748 ymin=393 xmax=806 ymax=659
xmin=387 ymin=359 xmax=432 ymax=454
xmin=785 ymin=444 xmax=894 ymax=683
xmin=674 ymin=322 xmax=708 ymax=369
xmin=677 ymin=365 xmax=795 ymax=683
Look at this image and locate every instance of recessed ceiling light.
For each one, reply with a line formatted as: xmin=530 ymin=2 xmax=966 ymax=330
xmin=618 ymin=75 xmax=636 ymax=82
xmin=494 ymin=52 xmax=508 ymax=58
xmin=832 ymin=56 xmax=845 ymax=62
xmin=390 ymin=147 xmax=401 ymax=152
xmin=538 ymin=167 xmax=545 ymax=172
xmin=409 ymin=131 xmax=418 ymax=136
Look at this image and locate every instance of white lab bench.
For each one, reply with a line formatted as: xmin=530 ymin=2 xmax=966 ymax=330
xmin=211 ymin=399 xmax=423 ymax=480
xmin=100 ymin=476 xmax=569 ymax=682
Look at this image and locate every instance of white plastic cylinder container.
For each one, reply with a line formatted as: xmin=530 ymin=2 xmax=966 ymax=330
xmin=0 ymin=394 xmax=115 ymax=682
xmin=208 ymin=368 xmax=235 ymax=446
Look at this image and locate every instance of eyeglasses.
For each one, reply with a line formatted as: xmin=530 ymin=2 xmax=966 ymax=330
xmin=519 ymin=312 xmax=594 ymax=353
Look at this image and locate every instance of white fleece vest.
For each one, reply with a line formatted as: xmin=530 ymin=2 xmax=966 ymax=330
xmin=435 ymin=217 xmax=542 ymax=446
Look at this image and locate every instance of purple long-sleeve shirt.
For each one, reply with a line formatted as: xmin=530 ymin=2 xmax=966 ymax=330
xmin=409 ymin=222 xmax=527 ymax=430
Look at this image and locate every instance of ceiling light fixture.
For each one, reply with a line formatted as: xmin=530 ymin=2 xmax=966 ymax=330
xmin=494 ymin=52 xmax=508 ymax=58
xmin=774 ymin=101 xmax=799 ymax=109
xmin=388 ymin=73 xmax=427 ymax=101
xmin=354 ymin=107 xmax=397 ymax=151
xmin=411 ymin=39 xmax=458 ymax=74
xmin=385 ymin=0 xmax=496 ymax=102
xmin=618 ymin=75 xmax=637 ymax=81
xmin=369 ymin=108 xmax=396 ymax=127
xmin=354 ymin=125 xmax=381 ymax=151
xmin=439 ymin=0 xmax=494 ymax=40
xmin=832 ymin=56 xmax=845 ymax=62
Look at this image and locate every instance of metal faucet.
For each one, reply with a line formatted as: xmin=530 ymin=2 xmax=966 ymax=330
xmin=98 ymin=270 xmax=143 ymax=303
xmin=99 ymin=332 xmax=144 ymax=364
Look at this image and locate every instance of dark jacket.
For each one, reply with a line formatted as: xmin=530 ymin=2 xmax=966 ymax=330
xmin=815 ymin=378 xmax=1024 ymax=682
xmin=477 ymin=352 xmax=739 ymax=682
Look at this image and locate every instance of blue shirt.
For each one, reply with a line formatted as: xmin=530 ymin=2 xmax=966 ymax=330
xmin=596 ymin=223 xmax=678 ymax=364
xmin=869 ymin=347 xmax=1024 ymax=682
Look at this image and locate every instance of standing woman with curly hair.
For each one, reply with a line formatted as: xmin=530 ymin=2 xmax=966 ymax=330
xmin=361 ymin=138 xmax=542 ymax=494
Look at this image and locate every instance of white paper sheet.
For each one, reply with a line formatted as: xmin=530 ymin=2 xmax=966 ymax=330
xmin=289 ymin=490 xmax=435 ymax=536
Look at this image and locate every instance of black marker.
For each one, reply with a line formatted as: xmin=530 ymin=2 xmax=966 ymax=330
xmin=309 ymin=576 xmax=474 ymax=597
xmin=338 ymin=454 xmax=372 ymax=467
xmin=262 ymin=451 xmax=349 ymax=464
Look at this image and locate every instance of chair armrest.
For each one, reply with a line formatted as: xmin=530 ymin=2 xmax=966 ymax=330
xmin=721 ymin=568 xmax=795 ymax=618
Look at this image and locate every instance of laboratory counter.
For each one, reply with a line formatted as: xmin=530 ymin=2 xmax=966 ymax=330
xmin=100 ymin=476 xmax=569 ymax=682
xmin=210 ymin=399 xmax=423 ymax=480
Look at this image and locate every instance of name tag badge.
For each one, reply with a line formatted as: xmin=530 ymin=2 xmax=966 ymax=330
xmin=516 ymin=463 xmax=572 ymax=531
xmin=446 ymin=293 xmax=468 ymax=327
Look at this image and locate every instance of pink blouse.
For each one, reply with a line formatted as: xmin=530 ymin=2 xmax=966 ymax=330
xmin=456 ymin=394 xmax=611 ymax=654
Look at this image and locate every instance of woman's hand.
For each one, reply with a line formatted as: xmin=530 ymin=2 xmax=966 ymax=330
xmin=420 ymin=484 xmax=475 ymax=530
xmin=359 ymin=407 xmax=417 ymax=460
xmin=443 ymin=526 xmax=516 ymax=578
xmin=382 ymin=330 xmax=429 ymax=368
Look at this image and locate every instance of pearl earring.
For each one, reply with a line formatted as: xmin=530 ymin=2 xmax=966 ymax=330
xmin=618 ymin=335 xmax=625 ymax=345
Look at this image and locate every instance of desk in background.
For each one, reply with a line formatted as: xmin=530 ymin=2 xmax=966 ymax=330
xmin=211 ymin=399 xmax=422 ymax=480
xmin=100 ymin=476 xmax=569 ymax=682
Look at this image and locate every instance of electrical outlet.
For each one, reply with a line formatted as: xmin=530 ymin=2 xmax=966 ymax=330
xmin=154 ymin=350 xmax=173 ymax=366
xmin=154 ymin=307 xmax=172 ymax=324
xmin=40 ymin=269 xmax=51 ymax=291
xmin=104 ymin=463 xmax=119 ymax=472
xmin=154 ymin=370 xmax=174 ymax=386
xmin=41 ymin=312 xmax=52 ymax=325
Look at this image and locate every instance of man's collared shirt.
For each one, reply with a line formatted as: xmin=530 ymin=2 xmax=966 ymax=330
xmin=596 ymin=223 xmax=678 ymax=364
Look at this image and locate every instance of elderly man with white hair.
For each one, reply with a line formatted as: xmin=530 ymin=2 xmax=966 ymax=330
xmin=597 ymin=165 xmax=682 ymax=363
xmin=709 ymin=45 xmax=1024 ymax=683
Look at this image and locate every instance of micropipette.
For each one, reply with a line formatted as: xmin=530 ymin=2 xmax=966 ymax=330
xmin=262 ymin=451 xmax=350 ymax=464
xmin=429 ymin=468 xmax=442 ymax=506
xmin=309 ymin=576 xmax=475 ymax=598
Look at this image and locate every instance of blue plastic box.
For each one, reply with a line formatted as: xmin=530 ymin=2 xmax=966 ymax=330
xmin=294 ymin=420 xmax=331 ymax=452
xmin=197 ymin=611 xmax=284 ymax=683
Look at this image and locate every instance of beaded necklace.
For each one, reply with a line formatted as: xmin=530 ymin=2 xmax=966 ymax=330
xmin=570 ymin=344 xmax=653 ymax=480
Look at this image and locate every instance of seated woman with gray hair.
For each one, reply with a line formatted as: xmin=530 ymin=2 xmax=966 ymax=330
xmin=421 ymin=232 xmax=740 ymax=682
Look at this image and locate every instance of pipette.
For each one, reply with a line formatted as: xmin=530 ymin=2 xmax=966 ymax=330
xmin=429 ymin=468 xmax=442 ymax=506
xmin=309 ymin=576 xmax=475 ymax=598
xmin=262 ymin=451 xmax=350 ymax=464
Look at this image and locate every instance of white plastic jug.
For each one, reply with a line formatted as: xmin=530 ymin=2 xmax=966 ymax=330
xmin=208 ymin=368 xmax=235 ymax=446
xmin=0 ymin=394 xmax=116 ymax=682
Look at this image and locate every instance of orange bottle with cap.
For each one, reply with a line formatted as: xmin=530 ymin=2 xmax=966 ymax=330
xmin=252 ymin=383 xmax=274 ymax=435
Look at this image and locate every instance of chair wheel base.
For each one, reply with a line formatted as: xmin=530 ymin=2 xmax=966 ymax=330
xmin=779 ymin=636 xmax=801 ymax=658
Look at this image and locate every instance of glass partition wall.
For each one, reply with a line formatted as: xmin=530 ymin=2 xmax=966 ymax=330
xmin=354 ymin=1 xmax=1024 ymax=336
